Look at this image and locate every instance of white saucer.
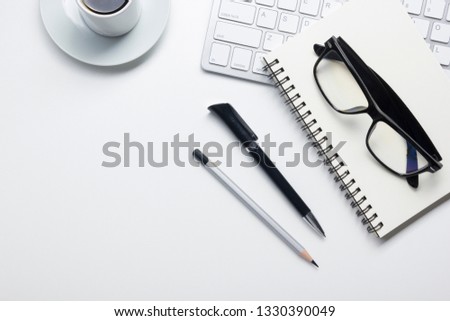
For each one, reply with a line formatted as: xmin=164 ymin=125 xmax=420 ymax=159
xmin=40 ymin=0 xmax=170 ymax=66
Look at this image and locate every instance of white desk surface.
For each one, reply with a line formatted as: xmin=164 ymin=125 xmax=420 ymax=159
xmin=1 ymin=0 xmax=449 ymax=300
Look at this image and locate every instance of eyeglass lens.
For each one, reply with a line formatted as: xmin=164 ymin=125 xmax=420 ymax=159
xmin=315 ymin=50 xmax=368 ymax=113
xmin=368 ymin=121 xmax=429 ymax=175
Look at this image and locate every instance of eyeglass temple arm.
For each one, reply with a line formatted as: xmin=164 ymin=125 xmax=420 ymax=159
xmin=406 ymin=142 xmax=419 ymax=188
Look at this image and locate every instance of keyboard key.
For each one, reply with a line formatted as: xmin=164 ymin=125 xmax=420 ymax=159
xmin=300 ymin=17 xmax=318 ymax=32
xmin=278 ymin=0 xmax=298 ymax=12
xmin=430 ymin=22 xmax=450 ymax=43
xmin=214 ymin=21 xmax=262 ymax=48
xmin=433 ymin=45 xmax=450 ymax=65
xmin=447 ymin=4 xmax=450 ymax=21
xmin=412 ymin=18 xmax=430 ymax=38
xmin=219 ymin=1 xmax=256 ymax=25
xmin=231 ymin=47 xmax=253 ymax=71
xmin=256 ymin=0 xmax=276 ymax=7
xmin=445 ymin=70 xmax=450 ymax=78
xmin=263 ymin=32 xmax=284 ymax=51
xmin=253 ymin=52 xmax=268 ymax=74
xmin=279 ymin=13 xmax=300 ymax=34
xmin=299 ymin=0 xmax=321 ymax=16
xmin=424 ymin=0 xmax=445 ymax=19
xmin=403 ymin=0 xmax=424 ymax=15
xmin=209 ymin=43 xmax=231 ymax=66
xmin=322 ymin=0 xmax=343 ymax=18
xmin=257 ymin=8 xmax=278 ymax=29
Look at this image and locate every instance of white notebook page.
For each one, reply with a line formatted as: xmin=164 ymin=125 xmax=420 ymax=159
xmin=267 ymin=0 xmax=450 ymax=238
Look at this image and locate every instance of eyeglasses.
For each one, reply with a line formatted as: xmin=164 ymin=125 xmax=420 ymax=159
xmin=313 ymin=36 xmax=443 ymax=188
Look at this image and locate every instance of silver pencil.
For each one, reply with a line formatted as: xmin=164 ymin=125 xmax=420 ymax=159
xmin=193 ymin=149 xmax=318 ymax=267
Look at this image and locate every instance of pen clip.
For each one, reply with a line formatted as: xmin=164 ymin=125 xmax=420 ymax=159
xmin=208 ymin=103 xmax=258 ymax=144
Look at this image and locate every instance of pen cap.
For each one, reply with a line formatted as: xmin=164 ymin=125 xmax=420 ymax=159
xmin=208 ymin=103 xmax=258 ymax=144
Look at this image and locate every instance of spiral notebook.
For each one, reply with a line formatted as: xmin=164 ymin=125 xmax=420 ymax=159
xmin=265 ymin=0 xmax=450 ymax=238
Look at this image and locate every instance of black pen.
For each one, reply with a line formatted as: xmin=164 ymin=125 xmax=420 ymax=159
xmin=208 ymin=103 xmax=326 ymax=237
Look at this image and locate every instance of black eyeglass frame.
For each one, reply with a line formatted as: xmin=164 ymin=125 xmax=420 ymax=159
xmin=312 ymin=36 xmax=443 ymax=178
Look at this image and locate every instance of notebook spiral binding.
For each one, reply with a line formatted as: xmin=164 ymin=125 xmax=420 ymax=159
xmin=264 ymin=59 xmax=383 ymax=234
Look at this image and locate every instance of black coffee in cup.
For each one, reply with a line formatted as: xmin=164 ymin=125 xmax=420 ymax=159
xmin=83 ymin=0 xmax=128 ymax=14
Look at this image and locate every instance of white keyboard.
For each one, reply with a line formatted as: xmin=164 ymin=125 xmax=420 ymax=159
xmin=201 ymin=0 xmax=450 ymax=84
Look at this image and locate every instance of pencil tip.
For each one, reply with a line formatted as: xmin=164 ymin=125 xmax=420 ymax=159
xmin=312 ymin=260 xmax=319 ymax=268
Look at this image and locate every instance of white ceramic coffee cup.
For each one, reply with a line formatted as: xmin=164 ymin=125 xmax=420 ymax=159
xmin=76 ymin=0 xmax=142 ymax=37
